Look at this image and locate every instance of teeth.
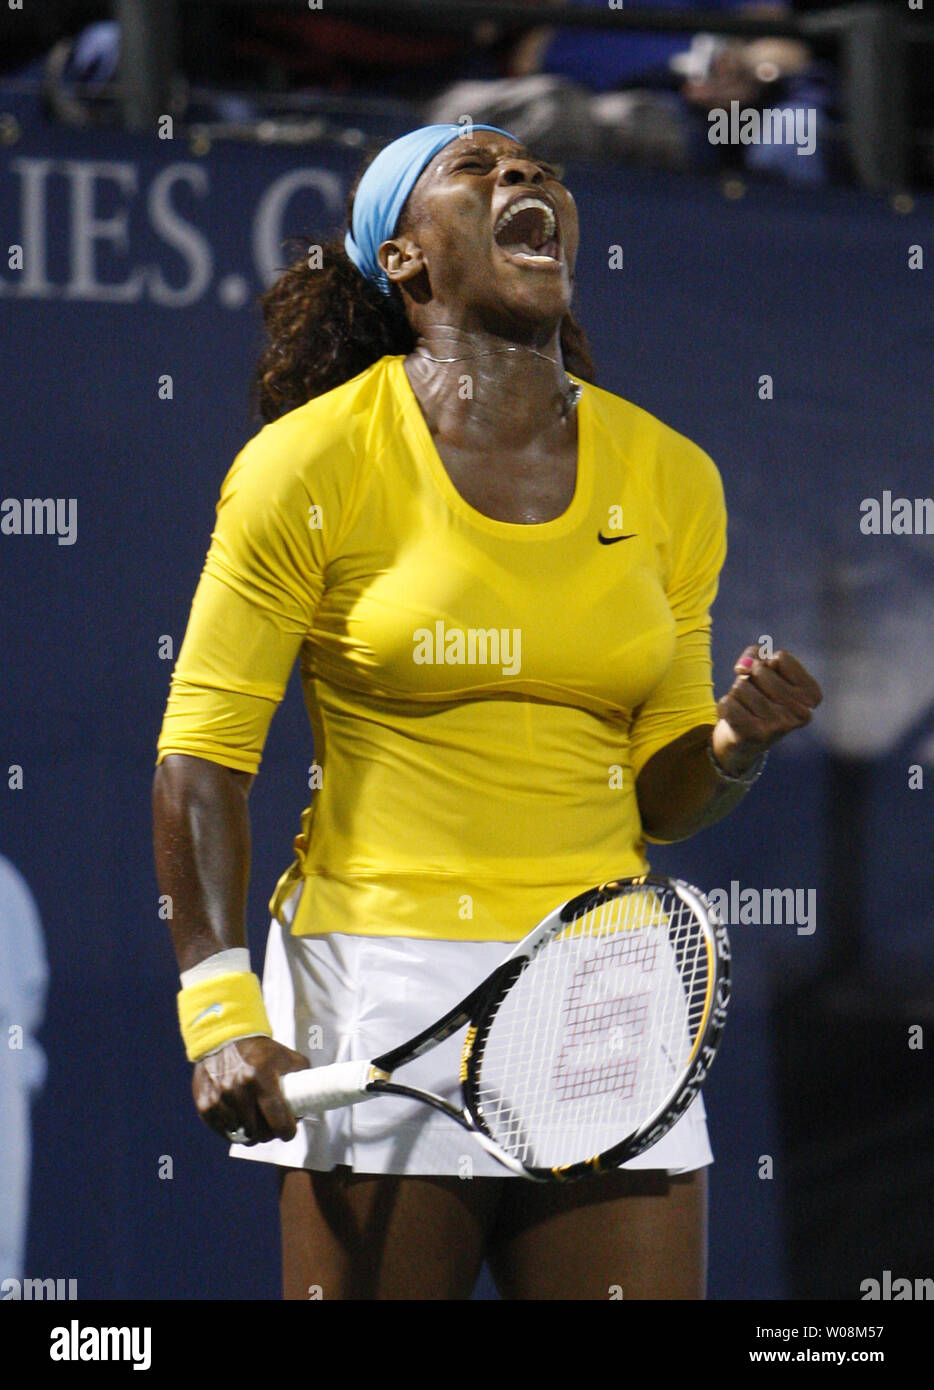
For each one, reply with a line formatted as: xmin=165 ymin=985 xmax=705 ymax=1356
xmin=494 ymin=196 xmax=556 ymax=240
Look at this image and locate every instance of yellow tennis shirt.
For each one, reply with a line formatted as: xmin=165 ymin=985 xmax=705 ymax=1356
xmin=156 ymin=354 xmax=726 ymax=941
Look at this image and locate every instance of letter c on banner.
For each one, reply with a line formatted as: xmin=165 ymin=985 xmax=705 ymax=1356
xmin=253 ymin=170 xmax=344 ymax=286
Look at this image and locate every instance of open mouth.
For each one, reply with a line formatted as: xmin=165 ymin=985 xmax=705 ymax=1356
xmin=493 ymin=195 xmax=561 ymax=266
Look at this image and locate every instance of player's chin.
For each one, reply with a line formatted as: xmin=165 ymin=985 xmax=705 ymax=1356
xmin=491 ymin=246 xmax=574 ymax=317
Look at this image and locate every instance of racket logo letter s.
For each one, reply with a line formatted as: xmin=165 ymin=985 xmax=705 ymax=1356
xmin=552 ymin=934 xmax=657 ymax=1103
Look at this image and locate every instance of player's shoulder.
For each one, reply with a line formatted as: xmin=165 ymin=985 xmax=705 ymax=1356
xmin=581 ymin=378 xmax=722 ymax=501
xmin=221 ymin=355 xmax=396 ymax=507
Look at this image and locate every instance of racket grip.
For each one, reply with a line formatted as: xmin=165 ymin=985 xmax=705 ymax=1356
xmin=280 ymin=1060 xmax=381 ymax=1116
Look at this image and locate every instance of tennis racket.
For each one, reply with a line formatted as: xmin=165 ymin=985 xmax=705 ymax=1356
xmin=280 ymin=874 xmax=730 ymax=1182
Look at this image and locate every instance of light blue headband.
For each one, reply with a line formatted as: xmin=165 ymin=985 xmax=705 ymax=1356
xmin=344 ymin=123 xmax=517 ymax=296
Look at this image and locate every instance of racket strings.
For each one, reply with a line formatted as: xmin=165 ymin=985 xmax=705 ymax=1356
xmin=472 ymin=886 xmax=711 ymax=1168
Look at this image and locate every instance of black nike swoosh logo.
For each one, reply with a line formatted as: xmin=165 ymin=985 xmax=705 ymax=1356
xmin=597 ymin=532 xmax=637 ymax=545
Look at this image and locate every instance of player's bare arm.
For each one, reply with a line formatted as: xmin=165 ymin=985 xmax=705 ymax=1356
xmin=153 ymin=753 xmax=307 ymax=1144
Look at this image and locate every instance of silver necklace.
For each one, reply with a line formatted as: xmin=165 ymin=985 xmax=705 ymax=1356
xmin=413 ymin=344 xmax=583 ymax=420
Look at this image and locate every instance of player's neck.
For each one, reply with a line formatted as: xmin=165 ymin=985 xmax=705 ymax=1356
xmin=404 ymin=325 xmax=579 ymax=451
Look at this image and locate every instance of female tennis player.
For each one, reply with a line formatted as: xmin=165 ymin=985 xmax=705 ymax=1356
xmin=153 ymin=123 xmax=822 ymax=1300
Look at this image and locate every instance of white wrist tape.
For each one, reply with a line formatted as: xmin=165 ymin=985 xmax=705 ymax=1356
xmin=180 ymin=947 xmax=251 ymax=988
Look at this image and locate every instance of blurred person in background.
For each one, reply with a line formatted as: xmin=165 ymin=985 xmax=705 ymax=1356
xmin=428 ymin=0 xmax=832 ymax=182
xmin=24 ymin=2 xmax=831 ymax=184
xmin=0 ymin=855 xmax=48 ymax=1284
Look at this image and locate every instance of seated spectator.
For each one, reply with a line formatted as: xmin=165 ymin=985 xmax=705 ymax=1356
xmin=427 ymin=0 xmax=833 ymax=183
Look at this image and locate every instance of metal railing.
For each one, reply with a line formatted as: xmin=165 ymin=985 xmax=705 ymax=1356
xmin=101 ymin=1 xmax=928 ymax=188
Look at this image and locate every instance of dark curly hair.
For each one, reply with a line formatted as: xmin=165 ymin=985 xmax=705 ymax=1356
xmin=254 ymin=163 xmax=597 ymax=423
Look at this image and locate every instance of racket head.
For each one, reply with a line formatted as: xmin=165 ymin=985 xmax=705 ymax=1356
xmin=460 ymin=875 xmax=730 ymax=1182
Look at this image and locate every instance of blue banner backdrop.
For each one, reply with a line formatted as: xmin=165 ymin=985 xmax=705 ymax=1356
xmin=1 ymin=109 xmax=932 ymax=1300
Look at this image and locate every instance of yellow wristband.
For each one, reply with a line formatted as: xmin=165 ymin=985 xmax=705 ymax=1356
xmin=177 ymin=971 xmax=273 ymax=1063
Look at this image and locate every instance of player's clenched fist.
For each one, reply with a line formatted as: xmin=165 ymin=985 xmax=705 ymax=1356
xmin=193 ymin=1036 xmax=309 ymax=1145
xmin=712 ymin=643 xmax=823 ymax=775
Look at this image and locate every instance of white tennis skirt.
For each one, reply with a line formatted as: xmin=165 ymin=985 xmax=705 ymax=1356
xmin=231 ymin=885 xmax=713 ymax=1177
